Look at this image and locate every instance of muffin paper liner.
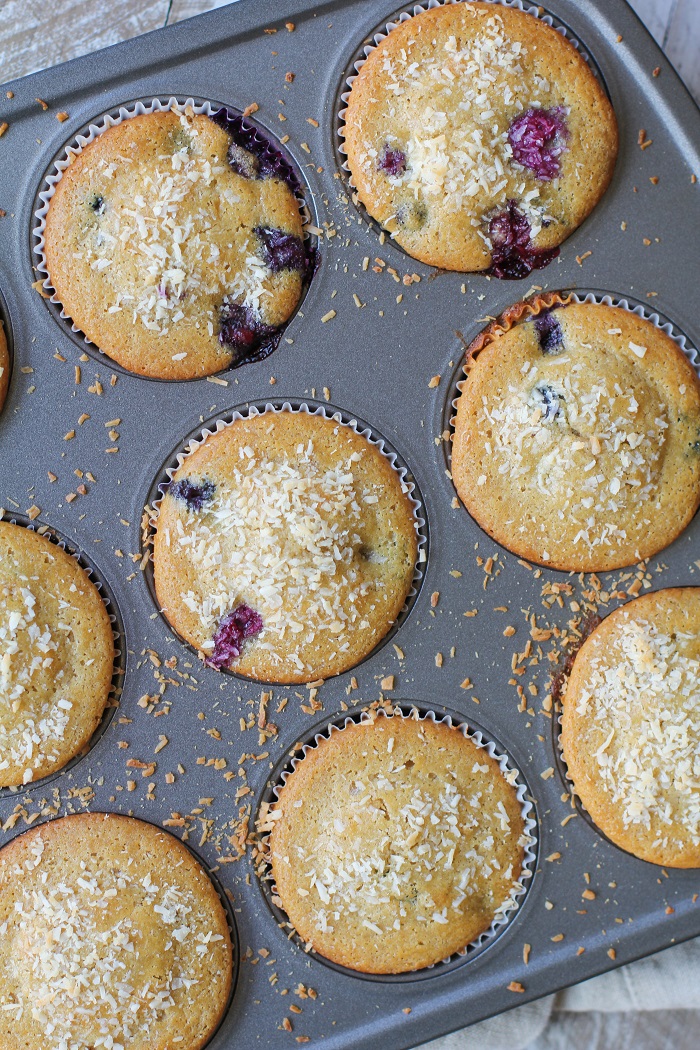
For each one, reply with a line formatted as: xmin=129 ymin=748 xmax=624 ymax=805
xmin=31 ymin=96 xmax=313 ymax=363
xmin=145 ymin=401 xmax=428 ymax=678
xmin=336 ymin=0 xmax=603 ymax=212
xmin=256 ymin=704 xmax=538 ymax=979
xmin=448 ymin=290 xmax=700 ymax=442
xmin=0 ymin=513 xmax=124 ymax=794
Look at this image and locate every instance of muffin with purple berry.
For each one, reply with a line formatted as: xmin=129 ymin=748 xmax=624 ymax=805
xmin=152 ymin=410 xmax=419 ymax=682
xmin=42 ymin=104 xmax=309 ymax=379
xmin=452 ymin=298 xmax=700 ymax=571
xmin=343 ymin=2 xmax=617 ymax=277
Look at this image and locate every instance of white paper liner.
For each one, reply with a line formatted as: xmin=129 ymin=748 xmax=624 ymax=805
xmin=147 ymin=401 xmax=428 ymax=669
xmin=0 ymin=514 xmax=124 ymax=794
xmin=448 ymin=291 xmax=700 ymax=443
xmin=31 ymin=96 xmax=312 ymax=355
xmin=337 ymin=0 xmax=602 ymax=203
xmin=259 ymin=704 xmax=538 ymax=975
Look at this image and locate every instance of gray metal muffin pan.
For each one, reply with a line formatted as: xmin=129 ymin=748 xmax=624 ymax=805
xmin=0 ymin=0 xmax=699 ymax=1047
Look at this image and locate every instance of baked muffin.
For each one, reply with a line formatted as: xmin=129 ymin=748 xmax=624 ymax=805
xmin=343 ymin=2 xmax=617 ymax=277
xmin=0 ymin=812 xmax=233 ymax=1049
xmin=0 ymin=320 xmax=9 ymax=413
xmin=0 ymin=522 xmax=114 ymax=786
xmin=452 ymin=300 xmax=700 ymax=571
xmin=153 ymin=411 xmax=418 ymax=683
xmin=562 ymin=588 xmax=700 ymax=868
xmin=268 ymin=713 xmax=528 ymax=973
xmin=43 ymin=105 xmax=309 ymax=379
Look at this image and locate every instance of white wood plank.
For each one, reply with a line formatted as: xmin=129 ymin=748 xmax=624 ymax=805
xmin=625 ymin=0 xmax=677 ymax=45
xmin=168 ymin=0 xmax=239 ymax=26
xmin=664 ymin=0 xmax=700 ymax=104
xmin=0 ymin=0 xmax=169 ymax=84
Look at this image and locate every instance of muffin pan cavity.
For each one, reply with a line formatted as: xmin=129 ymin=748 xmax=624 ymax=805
xmin=255 ymin=701 xmax=537 ymax=983
xmin=31 ymin=96 xmax=318 ymax=381
xmin=142 ymin=399 xmax=428 ymax=684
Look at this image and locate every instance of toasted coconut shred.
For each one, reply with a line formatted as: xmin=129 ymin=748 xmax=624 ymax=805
xmin=0 ymin=836 xmax=224 ymax=1049
xmin=575 ymin=620 xmax=700 ymax=846
xmin=171 ymin=440 xmax=389 ymax=672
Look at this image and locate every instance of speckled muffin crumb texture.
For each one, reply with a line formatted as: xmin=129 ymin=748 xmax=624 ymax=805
xmin=0 ymin=812 xmax=233 ymax=1050
xmin=153 ymin=412 xmax=419 ymax=683
xmin=452 ymin=302 xmax=700 ymax=571
xmin=562 ymin=588 xmax=700 ymax=868
xmin=0 ymin=522 xmax=114 ymax=787
xmin=268 ymin=714 xmax=528 ymax=973
xmin=343 ymin=2 xmax=617 ymax=273
xmin=42 ymin=107 xmax=305 ymax=379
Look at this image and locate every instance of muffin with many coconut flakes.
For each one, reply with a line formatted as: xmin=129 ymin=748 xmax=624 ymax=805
xmin=562 ymin=588 xmax=700 ymax=868
xmin=267 ymin=712 xmax=529 ymax=973
xmin=343 ymin=1 xmax=617 ymax=277
xmin=0 ymin=521 xmax=114 ymax=787
xmin=43 ymin=105 xmax=309 ymax=378
xmin=452 ymin=300 xmax=700 ymax=571
xmin=153 ymin=410 xmax=419 ymax=683
xmin=0 ymin=812 xmax=233 ymax=1050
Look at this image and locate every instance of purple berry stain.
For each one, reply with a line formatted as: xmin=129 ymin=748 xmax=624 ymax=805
xmin=209 ymin=604 xmax=263 ymax=669
xmin=210 ymin=108 xmax=297 ymax=187
xmin=488 ymin=200 xmax=559 ymax=280
xmin=170 ymin=477 xmax=215 ymax=511
xmin=508 ymin=108 xmax=568 ymax=181
xmin=255 ymin=226 xmax=307 ymax=272
xmin=219 ymin=302 xmax=279 ymax=367
xmin=534 ymin=310 xmax=565 ymax=354
xmin=377 ymin=144 xmax=406 ymax=177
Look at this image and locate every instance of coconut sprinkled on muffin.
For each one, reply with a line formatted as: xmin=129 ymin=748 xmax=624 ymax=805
xmin=343 ymin=3 xmax=617 ymax=275
xmin=267 ymin=713 xmax=528 ymax=973
xmin=562 ymin=589 xmax=700 ymax=867
xmin=154 ymin=412 xmax=418 ymax=683
xmin=0 ymin=522 xmax=114 ymax=786
xmin=43 ymin=106 xmax=308 ymax=379
xmin=0 ymin=813 xmax=232 ymax=1050
xmin=452 ymin=302 xmax=700 ymax=571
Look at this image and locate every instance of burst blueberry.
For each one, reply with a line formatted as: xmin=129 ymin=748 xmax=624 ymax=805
xmin=534 ymin=310 xmax=565 ymax=354
xmin=210 ymin=108 xmax=297 ymax=187
xmin=170 ymin=477 xmax=215 ymax=511
xmin=508 ymin=108 xmax=568 ymax=181
xmin=209 ymin=604 xmax=263 ymax=669
xmin=488 ymin=200 xmax=559 ymax=280
xmin=255 ymin=226 xmax=307 ymax=272
xmin=219 ymin=302 xmax=280 ymax=366
xmin=89 ymin=195 xmax=105 ymax=215
xmin=377 ymin=145 xmax=406 ymax=177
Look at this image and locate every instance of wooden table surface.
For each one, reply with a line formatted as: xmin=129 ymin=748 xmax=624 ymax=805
xmin=0 ymin=0 xmax=699 ymax=104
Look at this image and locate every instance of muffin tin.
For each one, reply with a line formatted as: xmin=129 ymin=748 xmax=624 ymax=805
xmin=1 ymin=0 xmax=700 ymax=1047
